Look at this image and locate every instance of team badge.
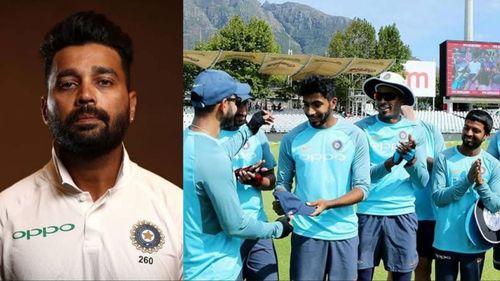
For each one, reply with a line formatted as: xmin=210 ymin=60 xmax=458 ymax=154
xmin=399 ymin=131 xmax=407 ymax=140
xmin=383 ymin=73 xmax=391 ymax=80
xmin=130 ymin=220 xmax=165 ymax=254
xmin=332 ymin=140 xmax=343 ymax=150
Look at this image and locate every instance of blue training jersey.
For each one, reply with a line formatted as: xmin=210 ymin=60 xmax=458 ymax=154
xmin=487 ymin=131 xmax=500 ymax=159
xmin=276 ymin=118 xmax=370 ymax=240
xmin=414 ymin=120 xmax=445 ymax=221
xmin=355 ymin=115 xmax=429 ymax=216
xmin=183 ymin=126 xmax=283 ymax=280
xmin=432 ymin=147 xmax=500 ymax=253
xmin=219 ymin=129 xmax=276 ymax=222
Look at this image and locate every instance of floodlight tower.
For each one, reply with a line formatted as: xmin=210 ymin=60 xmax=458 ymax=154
xmin=465 ymin=0 xmax=473 ymax=40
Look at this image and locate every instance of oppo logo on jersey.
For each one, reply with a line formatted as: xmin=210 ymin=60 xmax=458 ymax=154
xmin=299 ymin=153 xmax=346 ymax=162
xmin=12 ymin=223 xmax=76 ymax=240
xmin=371 ymin=141 xmax=399 ymax=154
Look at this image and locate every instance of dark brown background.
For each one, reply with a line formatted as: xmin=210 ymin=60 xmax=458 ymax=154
xmin=0 ymin=0 xmax=182 ymax=190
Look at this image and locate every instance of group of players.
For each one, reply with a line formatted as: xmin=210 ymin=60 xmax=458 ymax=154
xmin=183 ymin=69 xmax=500 ymax=281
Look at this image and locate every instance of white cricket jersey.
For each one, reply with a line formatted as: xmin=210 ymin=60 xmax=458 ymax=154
xmin=0 ymin=148 xmax=183 ymax=280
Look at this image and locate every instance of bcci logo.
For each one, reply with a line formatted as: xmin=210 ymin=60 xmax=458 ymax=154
xmin=399 ymin=131 xmax=407 ymax=140
xmin=130 ymin=220 xmax=165 ymax=254
xmin=332 ymin=140 xmax=343 ymax=150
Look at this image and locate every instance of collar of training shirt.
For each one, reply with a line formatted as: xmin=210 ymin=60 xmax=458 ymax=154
xmin=49 ymin=144 xmax=134 ymax=195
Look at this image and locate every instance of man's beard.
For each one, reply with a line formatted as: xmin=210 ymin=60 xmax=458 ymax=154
xmin=461 ymin=135 xmax=483 ymax=150
xmin=47 ymin=105 xmax=130 ymax=157
xmin=220 ymin=106 xmax=236 ymax=130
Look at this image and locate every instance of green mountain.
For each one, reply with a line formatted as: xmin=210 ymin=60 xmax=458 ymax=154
xmin=183 ymin=0 xmax=352 ymax=55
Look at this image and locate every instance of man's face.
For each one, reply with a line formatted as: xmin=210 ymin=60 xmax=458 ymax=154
xmin=220 ymin=95 xmax=239 ymax=129
xmin=233 ymin=100 xmax=249 ymax=128
xmin=42 ymin=43 xmax=137 ymax=156
xmin=374 ymin=85 xmax=404 ymax=121
xmin=461 ymin=119 xmax=488 ymax=150
xmin=302 ymin=92 xmax=336 ymax=129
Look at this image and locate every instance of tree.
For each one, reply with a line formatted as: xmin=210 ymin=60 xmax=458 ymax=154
xmin=328 ymin=18 xmax=376 ymax=59
xmin=326 ymin=19 xmax=411 ymax=109
xmin=185 ymin=16 xmax=281 ymax=99
xmin=327 ymin=18 xmax=377 ymax=106
xmin=375 ymin=24 xmax=412 ymax=73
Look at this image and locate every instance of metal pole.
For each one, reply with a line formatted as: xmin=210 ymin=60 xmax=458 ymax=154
xmin=465 ymin=0 xmax=474 ymax=41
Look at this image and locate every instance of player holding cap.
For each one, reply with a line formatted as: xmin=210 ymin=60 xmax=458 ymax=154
xmin=183 ymin=69 xmax=293 ymax=280
xmin=355 ymin=72 xmax=429 ymax=281
xmin=219 ymin=94 xmax=280 ymax=280
xmin=274 ymin=76 xmax=370 ymax=280
xmin=433 ymin=110 xmax=500 ymax=281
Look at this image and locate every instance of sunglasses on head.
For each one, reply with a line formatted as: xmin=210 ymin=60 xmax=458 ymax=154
xmin=374 ymin=91 xmax=400 ymax=101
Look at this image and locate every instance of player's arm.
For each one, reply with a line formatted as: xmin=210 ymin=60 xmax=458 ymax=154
xmin=275 ymin=134 xmax=295 ymax=192
xmin=235 ymin=131 xmax=277 ymax=190
xmin=235 ymin=162 xmax=275 ymax=191
xmin=428 ymin=124 xmax=446 ymax=172
xmin=432 ymin=153 xmax=473 ymax=207
xmin=259 ymin=131 xmax=277 ymax=190
xmin=205 ymin=150 xmax=289 ymax=239
xmin=474 ymin=159 xmax=500 ymax=213
xmin=404 ymin=135 xmax=429 ymax=189
xmin=487 ymin=133 xmax=499 ymax=159
xmin=308 ymin=129 xmax=370 ymax=216
xmin=220 ymin=111 xmax=274 ymax=158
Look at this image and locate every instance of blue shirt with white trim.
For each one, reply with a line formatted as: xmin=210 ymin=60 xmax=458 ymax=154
xmin=355 ymin=115 xmax=429 ymax=216
xmin=414 ymin=120 xmax=445 ymax=221
xmin=432 ymin=147 xmax=500 ymax=253
xmin=219 ymin=129 xmax=276 ymax=222
xmin=276 ymin=118 xmax=370 ymax=240
xmin=183 ymin=125 xmax=283 ymax=280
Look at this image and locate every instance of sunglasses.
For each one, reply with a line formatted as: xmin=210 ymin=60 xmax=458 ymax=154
xmin=374 ymin=91 xmax=400 ymax=101
xmin=226 ymin=96 xmax=242 ymax=104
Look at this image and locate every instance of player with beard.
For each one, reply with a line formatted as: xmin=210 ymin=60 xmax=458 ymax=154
xmin=183 ymin=69 xmax=293 ymax=281
xmin=0 ymin=12 xmax=182 ymax=280
xmin=355 ymin=72 xmax=429 ymax=281
xmin=432 ymin=110 xmax=500 ymax=281
xmin=219 ymin=97 xmax=279 ymax=280
xmin=274 ymin=76 xmax=370 ymax=280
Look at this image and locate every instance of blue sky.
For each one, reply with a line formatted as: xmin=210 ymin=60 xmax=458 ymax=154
xmin=259 ymin=0 xmax=500 ymax=61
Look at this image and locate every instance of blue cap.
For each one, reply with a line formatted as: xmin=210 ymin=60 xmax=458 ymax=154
xmin=273 ymin=189 xmax=315 ymax=216
xmin=191 ymin=69 xmax=251 ymax=108
xmin=465 ymin=200 xmax=494 ymax=251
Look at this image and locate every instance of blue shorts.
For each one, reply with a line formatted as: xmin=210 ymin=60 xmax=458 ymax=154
xmin=434 ymin=249 xmax=485 ymax=281
xmin=290 ymin=233 xmax=358 ymax=280
xmin=240 ymin=238 xmax=278 ymax=281
xmin=357 ymin=213 xmax=419 ymax=272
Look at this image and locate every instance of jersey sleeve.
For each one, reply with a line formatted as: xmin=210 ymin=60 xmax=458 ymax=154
xmin=432 ymin=153 xmax=473 ymax=207
xmin=203 ymin=146 xmax=283 ymax=239
xmin=351 ymin=129 xmax=370 ymax=199
xmin=487 ymin=132 xmax=500 ymax=159
xmin=406 ymin=126 xmax=430 ymax=188
xmin=475 ymin=157 xmax=500 ymax=212
xmin=432 ymin=124 xmax=446 ymax=153
xmin=219 ymin=125 xmax=253 ymax=159
xmin=258 ymin=130 xmax=276 ymax=169
xmin=275 ymin=133 xmax=295 ymax=192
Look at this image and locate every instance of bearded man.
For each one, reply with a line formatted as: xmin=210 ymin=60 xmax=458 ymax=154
xmin=0 ymin=11 xmax=182 ymax=280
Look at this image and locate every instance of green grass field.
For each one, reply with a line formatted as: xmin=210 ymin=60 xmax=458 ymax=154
xmin=262 ymin=140 xmax=499 ymax=280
